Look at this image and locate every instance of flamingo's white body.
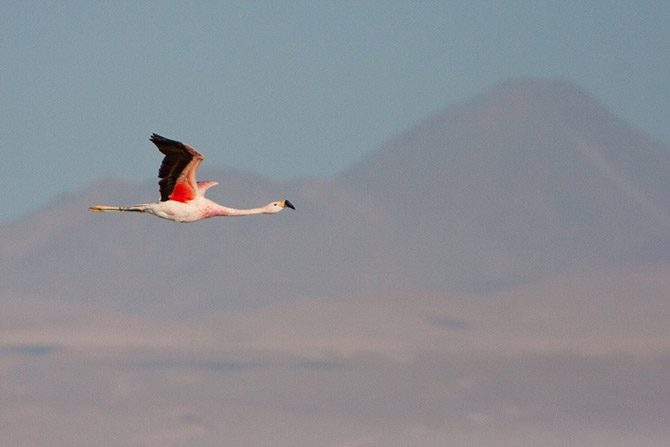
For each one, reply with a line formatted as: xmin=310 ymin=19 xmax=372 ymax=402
xmin=89 ymin=133 xmax=294 ymax=223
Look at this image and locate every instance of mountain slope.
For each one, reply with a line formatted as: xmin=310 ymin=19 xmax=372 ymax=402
xmin=342 ymin=78 xmax=670 ymax=289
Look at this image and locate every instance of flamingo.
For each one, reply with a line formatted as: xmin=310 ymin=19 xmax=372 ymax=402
xmin=89 ymin=133 xmax=295 ymax=222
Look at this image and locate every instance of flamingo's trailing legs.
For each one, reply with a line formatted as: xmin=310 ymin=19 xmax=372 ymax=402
xmin=89 ymin=133 xmax=295 ymax=222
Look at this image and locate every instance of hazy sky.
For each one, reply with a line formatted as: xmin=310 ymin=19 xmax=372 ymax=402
xmin=2 ymin=1 xmax=668 ymax=222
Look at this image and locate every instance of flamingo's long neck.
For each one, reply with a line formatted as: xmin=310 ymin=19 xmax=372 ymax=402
xmin=209 ymin=204 xmax=267 ymax=217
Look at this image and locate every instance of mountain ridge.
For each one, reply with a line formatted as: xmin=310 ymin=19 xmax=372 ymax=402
xmin=1 ymin=78 xmax=668 ymax=317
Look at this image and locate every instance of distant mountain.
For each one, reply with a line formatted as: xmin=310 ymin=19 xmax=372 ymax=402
xmin=343 ymin=78 xmax=670 ymax=288
xmin=1 ymin=79 xmax=669 ymax=317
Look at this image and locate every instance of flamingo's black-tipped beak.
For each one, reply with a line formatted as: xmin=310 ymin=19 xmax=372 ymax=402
xmin=284 ymin=200 xmax=295 ymax=210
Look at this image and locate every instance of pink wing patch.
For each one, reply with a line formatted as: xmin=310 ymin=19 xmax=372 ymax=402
xmin=168 ymin=181 xmax=196 ymax=203
xmin=196 ymin=181 xmax=218 ymax=196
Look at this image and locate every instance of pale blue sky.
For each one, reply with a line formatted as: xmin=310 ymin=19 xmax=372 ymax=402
xmin=2 ymin=1 xmax=668 ymax=222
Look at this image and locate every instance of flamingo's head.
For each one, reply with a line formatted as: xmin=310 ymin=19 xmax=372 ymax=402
xmin=266 ymin=200 xmax=295 ymax=214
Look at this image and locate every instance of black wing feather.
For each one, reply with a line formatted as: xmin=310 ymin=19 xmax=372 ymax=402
xmin=150 ymin=133 xmax=195 ymax=201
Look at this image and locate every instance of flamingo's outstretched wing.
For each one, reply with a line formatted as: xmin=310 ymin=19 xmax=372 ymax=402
xmin=150 ymin=133 xmax=204 ymax=202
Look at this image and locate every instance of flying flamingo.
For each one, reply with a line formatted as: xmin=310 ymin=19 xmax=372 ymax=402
xmin=89 ymin=133 xmax=295 ymax=222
